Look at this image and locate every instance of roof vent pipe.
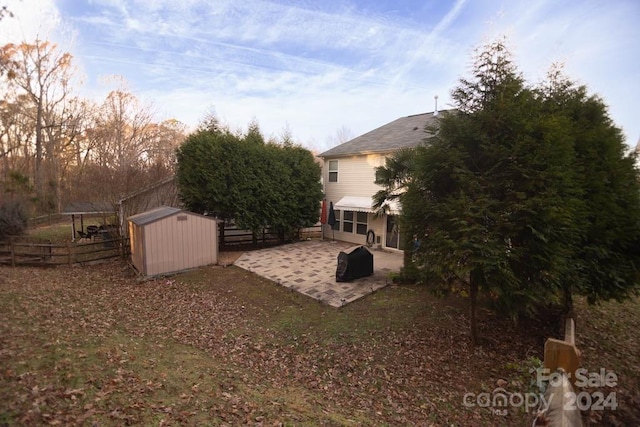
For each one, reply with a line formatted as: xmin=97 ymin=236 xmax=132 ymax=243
xmin=434 ymin=95 xmax=439 ymax=116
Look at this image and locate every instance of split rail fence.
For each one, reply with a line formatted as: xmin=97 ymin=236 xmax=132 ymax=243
xmin=219 ymin=223 xmax=322 ymax=248
xmin=2 ymin=222 xmax=322 ymax=266
xmin=0 ymin=237 xmax=130 ymax=267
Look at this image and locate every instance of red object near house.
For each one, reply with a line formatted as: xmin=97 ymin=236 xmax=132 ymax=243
xmin=320 ymin=199 xmax=328 ymax=224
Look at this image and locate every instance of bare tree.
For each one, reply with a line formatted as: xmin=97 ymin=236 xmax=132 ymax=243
xmin=75 ymin=86 xmax=182 ymax=207
xmin=333 ymin=125 xmax=354 ymax=145
xmin=1 ymin=43 xmax=185 ymax=214
xmin=321 ymin=125 xmax=354 ymax=151
xmin=92 ymin=89 xmax=154 ymax=172
xmin=0 ymin=39 xmax=73 ymax=212
xmin=142 ymin=119 xmax=186 ymax=171
xmin=0 ymin=92 xmax=36 ymax=195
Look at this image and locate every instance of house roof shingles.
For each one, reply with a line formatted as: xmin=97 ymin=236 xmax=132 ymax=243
xmin=319 ymin=111 xmax=445 ymax=158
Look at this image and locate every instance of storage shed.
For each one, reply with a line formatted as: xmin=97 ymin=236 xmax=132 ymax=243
xmin=128 ymin=206 xmax=219 ymax=277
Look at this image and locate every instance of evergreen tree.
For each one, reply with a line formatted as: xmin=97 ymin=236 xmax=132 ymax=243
xmin=377 ymin=40 xmax=582 ymax=343
xmin=541 ymin=68 xmax=640 ymax=309
xmin=273 ymin=143 xmax=324 ymax=240
xmin=176 ymin=129 xmax=243 ymax=221
xmin=176 ymin=123 xmax=322 ymax=243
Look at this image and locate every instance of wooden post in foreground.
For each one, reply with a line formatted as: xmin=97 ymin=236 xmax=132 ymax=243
xmin=544 ymin=318 xmax=581 ymax=387
xmin=537 ymin=317 xmax=584 ymax=427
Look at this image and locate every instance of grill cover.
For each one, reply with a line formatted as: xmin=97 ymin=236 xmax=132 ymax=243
xmin=336 ymin=245 xmax=373 ymax=282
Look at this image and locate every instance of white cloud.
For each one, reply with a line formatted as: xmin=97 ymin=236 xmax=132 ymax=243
xmin=4 ymin=0 xmax=639 ymax=148
xmin=0 ymin=0 xmax=62 ymax=44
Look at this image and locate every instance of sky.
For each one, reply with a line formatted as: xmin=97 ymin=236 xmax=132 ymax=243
xmin=2 ymin=0 xmax=639 ymax=152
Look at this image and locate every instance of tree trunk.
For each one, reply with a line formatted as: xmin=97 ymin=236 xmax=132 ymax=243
xmin=561 ymin=285 xmax=575 ymax=337
xmin=403 ymin=249 xmax=410 ymax=268
xmin=562 ymin=286 xmax=574 ymax=317
xmin=469 ymin=268 xmax=482 ymax=346
xmin=470 ymin=279 xmax=479 ymax=345
xmin=400 ymin=231 xmax=418 ymax=283
xmin=35 ymin=94 xmax=44 ymax=211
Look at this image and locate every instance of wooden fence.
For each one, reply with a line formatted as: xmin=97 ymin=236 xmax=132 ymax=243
xmin=1 ymin=222 xmax=321 ymax=266
xmin=219 ymin=223 xmax=322 ymax=248
xmin=29 ymin=213 xmax=69 ymax=227
xmin=0 ymin=237 xmax=130 ymax=267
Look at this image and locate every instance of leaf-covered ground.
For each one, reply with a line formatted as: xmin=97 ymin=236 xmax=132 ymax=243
xmin=0 ymin=258 xmax=638 ymax=426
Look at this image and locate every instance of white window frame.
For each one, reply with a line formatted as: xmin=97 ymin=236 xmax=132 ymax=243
xmin=343 ymin=210 xmax=354 ymax=233
xmin=356 ymin=211 xmax=368 ymax=235
xmin=332 ymin=209 xmax=341 ymax=231
xmin=328 ymin=160 xmax=338 ymax=183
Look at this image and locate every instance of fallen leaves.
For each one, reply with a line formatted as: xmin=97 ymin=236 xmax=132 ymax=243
xmin=0 ymin=261 xmax=638 ymax=425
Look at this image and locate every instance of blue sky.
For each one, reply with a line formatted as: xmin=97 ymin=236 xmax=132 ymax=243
xmin=2 ymin=0 xmax=639 ymax=151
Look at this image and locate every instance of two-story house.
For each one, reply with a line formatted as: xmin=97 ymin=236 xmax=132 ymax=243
xmin=318 ymin=111 xmax=443 ymax=251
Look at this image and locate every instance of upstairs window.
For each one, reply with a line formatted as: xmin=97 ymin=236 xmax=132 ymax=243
xmin=328 ymin=160 xmax=338 ymax=183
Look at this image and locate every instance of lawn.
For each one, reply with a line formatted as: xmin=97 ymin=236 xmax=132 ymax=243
xmin=0 ymin=256 xmax=638 ymax=425
xmin=27 ymin=217 xmax=112 ymax=245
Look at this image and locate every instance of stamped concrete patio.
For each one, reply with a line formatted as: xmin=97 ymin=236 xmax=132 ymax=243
xmin=233 ymin=240 xmax=404 ymax=307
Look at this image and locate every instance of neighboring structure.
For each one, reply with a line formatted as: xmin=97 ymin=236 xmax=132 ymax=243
xmin=128 ymin=206 xmax=219 ymax=277
xmin=62 ymin=201 xmax=118 ymax=242
xmin=119 ymin=176 xmax=181 ymax=236
xmin=318 ymin=111 xmax=444 ymax=250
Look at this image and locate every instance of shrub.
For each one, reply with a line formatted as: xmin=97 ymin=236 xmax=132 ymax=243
xmin=0 ymin=199 xmax=29 ymax=239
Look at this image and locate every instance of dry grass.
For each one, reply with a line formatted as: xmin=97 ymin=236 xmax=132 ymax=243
xmin=0 ymin=256 xmax=638 ymax=426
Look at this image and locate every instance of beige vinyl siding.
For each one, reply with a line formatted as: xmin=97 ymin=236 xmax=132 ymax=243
xmin=324 ymin=154 xmax=385 ymax=202
xmin=323 ymin=154 xmax=387 ymax=245
xmin=129 ymin=209 xmax=218 ymax=277
xmin=367 ymin=214 xmax=385 ymax=247
xmin=327 ymin=212 xmax=386 ymax=246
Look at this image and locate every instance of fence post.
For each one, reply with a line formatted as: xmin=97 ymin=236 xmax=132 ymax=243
xmin=219 ymin=223 xmax=226 ymax=249
xmin=119 ymin=237 xmax=126 ymax=259
xmin=544 ymin=318 xmax=580 ymax=388
xmin=536 ymin=317 xmax=584 ymax=427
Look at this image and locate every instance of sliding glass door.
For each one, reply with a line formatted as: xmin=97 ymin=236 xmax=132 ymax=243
xmin=385 ymin=215 xmax=404 ymax=250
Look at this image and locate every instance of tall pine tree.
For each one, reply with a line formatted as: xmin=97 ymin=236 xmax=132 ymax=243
xmin=375 ymin=39 xmax=638 ymax=344
xmin=540 ymin=68 xmax=640 ymax=309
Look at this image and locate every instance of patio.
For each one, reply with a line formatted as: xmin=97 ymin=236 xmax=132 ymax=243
xmin=233 ymin=240 xmax=404 ymax=307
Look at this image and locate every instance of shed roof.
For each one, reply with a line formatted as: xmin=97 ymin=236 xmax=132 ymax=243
xmin=128 ymin=206 xmax=182 ymax=226
xmin=319 ymin=110 xmax=448 ymax=158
